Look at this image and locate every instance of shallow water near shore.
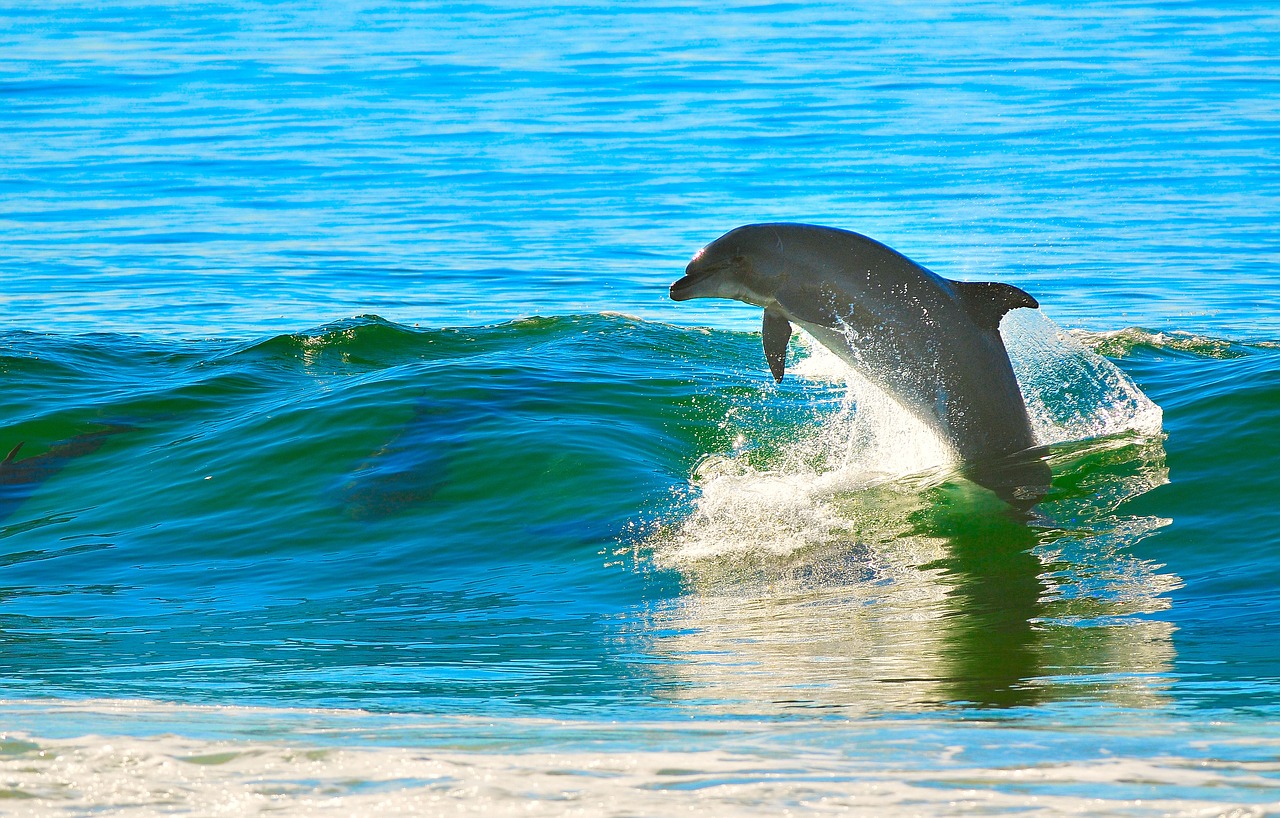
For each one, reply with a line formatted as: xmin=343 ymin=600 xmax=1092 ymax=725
xmin=3 ymin=1 xmax=1280 ymax=814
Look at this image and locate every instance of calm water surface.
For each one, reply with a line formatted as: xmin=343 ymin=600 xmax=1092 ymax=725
xmin=2 ymin=1 xmax=1280 ymax=814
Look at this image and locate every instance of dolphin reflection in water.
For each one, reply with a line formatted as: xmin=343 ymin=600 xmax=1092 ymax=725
xmin=671 ymin=223 xmax=1051 ymax=504
xmin=645 ymin=436 xmax=1175 ymax=711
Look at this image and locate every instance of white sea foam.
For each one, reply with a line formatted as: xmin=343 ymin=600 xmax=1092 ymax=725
xmin=1 ymin=699 xmax=1276 ymax=817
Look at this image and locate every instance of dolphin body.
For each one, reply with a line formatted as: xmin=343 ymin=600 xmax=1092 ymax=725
xmin=670 ymin=223 xmax=1050 ymax=501
xmin=336 ymin=399 xmax=462 ymax=520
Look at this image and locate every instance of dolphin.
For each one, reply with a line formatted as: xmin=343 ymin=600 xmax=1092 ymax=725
xmin=669 ymin=223 xmax=1050 ymax=501
xmin=0 ymin=425 xmax=132 ymax=525
xmin=336 ymin=398 xmax=473 ymax=520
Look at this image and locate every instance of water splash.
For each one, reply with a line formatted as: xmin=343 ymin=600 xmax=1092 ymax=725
xmin=662 ymin=390 xmax=951 ymax=565
xmin=1002 ymin=309 xmax=1164 ymax=445
xmin=655 ymin=309 xmax=1164 ymax=567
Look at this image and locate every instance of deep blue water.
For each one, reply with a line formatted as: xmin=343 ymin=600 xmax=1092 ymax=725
xmin=2 ymin=2 xmax=1280 ymax=813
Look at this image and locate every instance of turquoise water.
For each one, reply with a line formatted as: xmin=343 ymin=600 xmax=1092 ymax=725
xmin=3 ymin=2 xmax=1280 ymax=814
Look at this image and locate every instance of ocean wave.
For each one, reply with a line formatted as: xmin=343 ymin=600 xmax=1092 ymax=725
xmin=0 ymin=310 xmax=1174 ymax=555
xmin=1071 ymin=326 xmax=1279 ymax=359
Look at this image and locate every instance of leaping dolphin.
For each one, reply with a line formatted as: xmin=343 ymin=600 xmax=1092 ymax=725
xmin=670 ymin=223 xmax=1050 ymax=501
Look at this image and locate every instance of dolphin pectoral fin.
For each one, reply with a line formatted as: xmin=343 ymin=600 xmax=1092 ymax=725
xmin=2 ymin=442 xmax=23 ymax=465
xmin=762 ymin=306 xmax=792 ymax=384
xmin=950 ymin=281 xmax=1039 ymax=331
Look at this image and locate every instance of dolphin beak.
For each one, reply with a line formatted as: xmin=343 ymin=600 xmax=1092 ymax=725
xmin=669 ymin=257 xmax=714 ymax=302
xmin=669 ymin=274 xmax=697 ymax=301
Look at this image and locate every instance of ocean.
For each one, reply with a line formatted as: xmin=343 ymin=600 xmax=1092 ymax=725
xmin=2 ymin=1 xmax=1279 ymax=814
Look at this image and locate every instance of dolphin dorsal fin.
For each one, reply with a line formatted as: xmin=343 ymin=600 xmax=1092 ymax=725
xmin=950 ymin=280 xmax=1039 ymax=330
xmin=762 ymin=306 xmax=792 ymax=384
xmin=3 ymin=442 xmax=23 ymax=465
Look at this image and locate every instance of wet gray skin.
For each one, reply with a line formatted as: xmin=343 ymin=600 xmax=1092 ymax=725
xmin=670 ymin=223 xmax=1050 ymax=503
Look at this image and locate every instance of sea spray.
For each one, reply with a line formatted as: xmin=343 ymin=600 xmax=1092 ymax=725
xmin=654 ymin=309 xmax=1166 ymax=568
xmin=1002 ymin=309 xmax=1164 ymax=445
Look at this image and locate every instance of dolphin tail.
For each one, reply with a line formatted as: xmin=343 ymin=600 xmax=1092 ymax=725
xmin=762 ymin=306 xmax=792 ymax=383
xmin=964 ymin=448 xmax=1053 ymax=512
xmin=950 ymin=280 xmax=1039 ymax=330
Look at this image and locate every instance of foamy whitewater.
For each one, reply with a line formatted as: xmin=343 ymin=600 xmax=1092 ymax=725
xmin=3 ymin=699 xmax=1277 ymax=817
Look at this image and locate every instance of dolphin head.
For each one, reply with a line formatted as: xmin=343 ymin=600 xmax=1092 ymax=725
xmin=669 ymin=225 xmax=784 ymax=307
